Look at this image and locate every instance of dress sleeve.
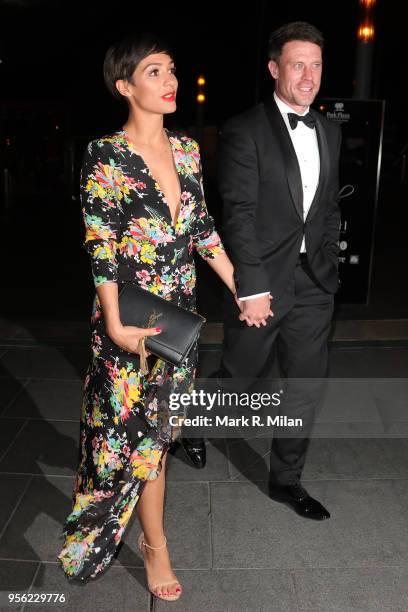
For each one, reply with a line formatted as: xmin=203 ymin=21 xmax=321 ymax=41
xmin=192 ymin=143 xmax=225 ymax=260
xmin=80 ymin=140 xmax=121 ymax=287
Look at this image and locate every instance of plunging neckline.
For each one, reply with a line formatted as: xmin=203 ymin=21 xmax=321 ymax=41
xmin=121 ymin=128 xmax=182 ymax=229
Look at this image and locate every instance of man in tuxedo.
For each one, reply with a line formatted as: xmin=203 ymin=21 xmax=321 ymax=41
xmin=218 ymin=22 xmax=341 ymax=520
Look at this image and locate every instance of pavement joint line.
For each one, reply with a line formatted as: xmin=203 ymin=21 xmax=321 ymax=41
xmin=0 ymin=468 xmax=408 ymax=484
xmin=226 ymin=436 xmax=273 ymax=446
xmin=21 ymin=561 xmax=42 ymax=612
xmin=228 ymin=449 xmax=272 ymax=482
xmin=1 ymin=473 xmax=408 ymax=482
xmin=0 ymin=377 xmax=83 ymax=383
xmin=329 ymin=342 xmax=408 ymax=349
xmin=289 ymin=571 xmax=302 ymax=612
xmin=0 ymin=473 xmax=407 ymax=482
xmin=0 ymin=558 xmax=41 ymax=563
xmin=0 ymin=342 xmax=90 ymax=348
xmin=224 ymin=428 xmax=234 ymax=480
xmin=0 ymin=558 xmax=213 ymax=572
xmin=230 ymin=476 xmax=408 ymax=482
xmin=0 ymin=420 xmax=29 ymax=465
xmin=0 ymin=474 xmax=34 ymax=543
xmin=209 ymin=564 xmax=408 ymax=571
xmin=2 ymin=339 xmax=408 ymax=349
xmin=205 ymin=476 xmax=408 ymax=483
xmin=0 ymin=417 xmax=80 ymax=423
xmin=207 ymin=481 xmax=213 ymax=570
xmin=176 ymin=563 xmax=406 ymax=570
xmin=0 ymin=471 xmax=78 ymax=479
xmin=1 ymin=377 xmax=32 ymax=416
xmin=1 ymin=560 xmax=407 ymax=570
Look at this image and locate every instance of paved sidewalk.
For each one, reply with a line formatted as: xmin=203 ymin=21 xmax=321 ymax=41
xmin=0 ymin=320 xmax=408 ymax=611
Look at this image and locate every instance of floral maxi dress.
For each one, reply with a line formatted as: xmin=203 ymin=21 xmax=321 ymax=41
xmin=57 ymin=130 xmax=224 ymax=582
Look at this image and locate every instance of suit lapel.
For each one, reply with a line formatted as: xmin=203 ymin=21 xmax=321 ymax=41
xmin=263 ymin=97 xmax=303 ymax=220
xmin=305 ymin=110 xmax=330 ymax=221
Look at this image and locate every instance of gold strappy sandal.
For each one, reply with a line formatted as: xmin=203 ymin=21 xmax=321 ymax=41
xmin=138 ymin=532 xmax=182 ymax=601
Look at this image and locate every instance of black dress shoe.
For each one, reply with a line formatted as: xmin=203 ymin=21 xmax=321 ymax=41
xmin=180 ymin=437 xmax=206 ymax=469
xmin=268 ymin=482 xmax=330 ymax=520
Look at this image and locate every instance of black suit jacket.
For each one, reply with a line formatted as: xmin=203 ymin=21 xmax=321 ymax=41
xmin=218 ymin=96 xmax=342 ymax=300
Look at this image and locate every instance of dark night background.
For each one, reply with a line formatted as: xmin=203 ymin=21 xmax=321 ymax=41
xmin=1 ymin=5 xmax=407 ymax=606
xmin=1 ymin=0 xmax=407 ymax=321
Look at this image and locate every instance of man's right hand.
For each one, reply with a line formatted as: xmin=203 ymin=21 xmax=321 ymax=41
xmin=238 ymin=295 xmax=274 ymax=328
xmin=106 ymin=324 xmax=161 ymax=354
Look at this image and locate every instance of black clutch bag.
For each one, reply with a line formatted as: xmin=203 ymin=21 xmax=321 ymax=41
xmin=117 ymin=282 xmax=206 ymax=372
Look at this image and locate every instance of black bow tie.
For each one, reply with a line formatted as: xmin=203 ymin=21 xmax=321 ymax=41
xmin=287 ymin=112 xmax=316 ymax=130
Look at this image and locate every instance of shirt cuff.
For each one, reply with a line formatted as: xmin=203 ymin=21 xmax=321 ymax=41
xmin=239 ymin=292 xmax=270 ymax=301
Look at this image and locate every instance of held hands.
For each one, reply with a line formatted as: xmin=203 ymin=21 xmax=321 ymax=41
xmin=236 ymin=294 xmax=274 ymax=328
xmin=106 ymin=323 xmax=162 ymax=354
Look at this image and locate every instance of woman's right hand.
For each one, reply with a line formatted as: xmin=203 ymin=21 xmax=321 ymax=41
xmin=106 ymin=323 xmax=162 ymax=354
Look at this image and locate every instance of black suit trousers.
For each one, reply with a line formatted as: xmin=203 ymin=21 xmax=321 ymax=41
xmin=220 ymin=256 xmax=334 ymax=485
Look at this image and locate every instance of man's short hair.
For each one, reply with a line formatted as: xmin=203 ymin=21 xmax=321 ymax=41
xmin=267 ymin=21 xmax=324 ymax=62
xmin=103 ymin=33 xmax=173 ymax=100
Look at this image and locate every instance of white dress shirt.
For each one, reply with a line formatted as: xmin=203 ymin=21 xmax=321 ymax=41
xmin=240 ymin=92 xmax=320 ymax=301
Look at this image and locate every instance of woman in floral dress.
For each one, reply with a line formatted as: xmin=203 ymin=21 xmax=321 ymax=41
xmin=57 ymin=34 xmax=236 ymax=600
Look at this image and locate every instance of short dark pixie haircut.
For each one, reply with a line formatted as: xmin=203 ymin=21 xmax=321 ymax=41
xmin=267 ymin=21 xmax=324 ymax=62
xmin=103 ymin=33 xmax=174 ymax=100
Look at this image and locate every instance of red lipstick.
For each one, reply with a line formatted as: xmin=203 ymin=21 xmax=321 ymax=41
xmin=162 ymin=92 xmax=176 ymax=102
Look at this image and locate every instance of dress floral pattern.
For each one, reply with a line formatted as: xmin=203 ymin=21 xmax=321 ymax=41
xmin=57 ymin=129 xmax=224 ymax=582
